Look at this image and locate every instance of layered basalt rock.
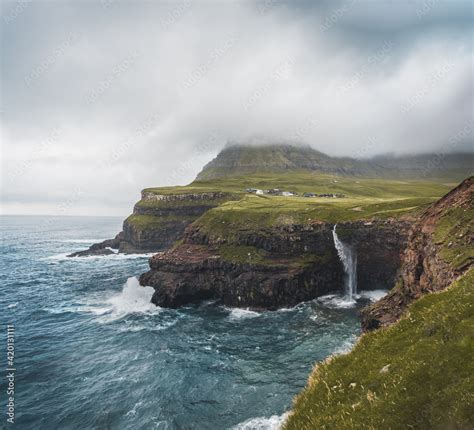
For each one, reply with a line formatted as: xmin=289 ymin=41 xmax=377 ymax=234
xmin=68 ymin=191 xmax=237 ymax=256
xmin=139 ymin=244 xmax=342 ymax=309
xmin=139 ymin=219 xmax=411 ymax=309
xmin=361 ymin=176 xmax=473 ymax=331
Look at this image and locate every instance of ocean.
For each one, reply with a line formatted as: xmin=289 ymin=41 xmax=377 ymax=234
xmin=0 ymin=215 xmax=376 ymax=429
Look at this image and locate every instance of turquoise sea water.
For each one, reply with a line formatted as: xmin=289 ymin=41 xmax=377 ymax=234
xmin=0 ymin=216 xmax=376 ymax=429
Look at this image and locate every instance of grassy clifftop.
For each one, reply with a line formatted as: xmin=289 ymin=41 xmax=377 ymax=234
xmin=188 ymin=173 xmax=451 ymax=237
xmin=434 ymin=206 xmax=474 ymax=270
xmin=284 ymin=268 xmax=474 ymax=430
xmin=128 ymin=172 xmax=452 ymax=234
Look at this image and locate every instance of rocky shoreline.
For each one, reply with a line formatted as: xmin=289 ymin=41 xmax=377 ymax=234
xmin=67 ymin=190 xmax=238 ymax=257
xmin=67 ymin=157 xmax=472 ymax=322
xmin=139 ymin=219 xmax=411 ymax=309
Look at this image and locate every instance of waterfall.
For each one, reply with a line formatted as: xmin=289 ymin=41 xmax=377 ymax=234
xmin=332 ymin=225 xmax=357 ymax=301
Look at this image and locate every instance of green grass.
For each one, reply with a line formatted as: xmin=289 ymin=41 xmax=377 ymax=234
xmin=433 ymin=207 xmax=474 ymax=270
xmin=132 ymin=172 xmax=453 ymax=238
xmin=284 ymin=268 xmax=474 ymax=430
xmin=217 ymin=244 xmax=269 ymax=264
xmin=193 ymin=194 xmax=438 ymax=240
xmin=215 ymin=243 xmax=333 ymax=267
xmin=125 ymin=214 xmax=189 ymax=230
xmin=144 ymin=172 xmax=451 ymax=198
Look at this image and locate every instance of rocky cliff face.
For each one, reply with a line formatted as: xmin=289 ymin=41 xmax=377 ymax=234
xmin=140 ymin=243 xmax=342 ymax=309
xmin=361 ymin=176 xmax=473 ymax=331
xmin=68 ymin=191 xmax=238 ymax=256
xmin=139 ymin=219 xmax=410 ymax=309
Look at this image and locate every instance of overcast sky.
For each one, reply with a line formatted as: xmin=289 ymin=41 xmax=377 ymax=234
xmin=1 ymin=0 xmax=473 ymax=216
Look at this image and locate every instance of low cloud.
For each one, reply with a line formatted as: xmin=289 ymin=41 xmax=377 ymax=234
xmin=1 ymin=1 xmax=472 ymax=215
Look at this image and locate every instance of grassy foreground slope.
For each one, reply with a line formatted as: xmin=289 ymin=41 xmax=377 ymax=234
xmin=284 ymin=268 xmax=474 ymax=430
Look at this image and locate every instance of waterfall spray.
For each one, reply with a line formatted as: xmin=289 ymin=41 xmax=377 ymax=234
xmin=332 ymin=225 xmax=357 ymax=301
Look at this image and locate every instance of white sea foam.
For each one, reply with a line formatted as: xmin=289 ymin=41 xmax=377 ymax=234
xmin=69 ymin=277 xmax=160 ymax=322
xmin=103 ymin=277 xmax=159 ymax=321
xmin=358 ymin=289 xmax=388 ymax=302
xmin=275 ymin=307 xmax=294 ymax=313
xmin=43 ymin=252 xmax=155 ymax=262
xmin=318 ymin=294 xmax=357 ymax=309
xmin=125 ymin=401 xmax=143 ymax=417
xmin=231 ymin=412 xmax=289 ymax=430
xmin=227 ymin=307 xmax=261 ymax=320
xmin=334 ymin=335 xmax=357 ymax=354
xmin=56 ymin=239 xmax=107 ymax=243
xmin=116 ymin=318 xmax=178 ymax=333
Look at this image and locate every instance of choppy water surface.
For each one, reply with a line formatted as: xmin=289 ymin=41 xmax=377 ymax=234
xmin=0 ymin=216 xmax=382 ymax=429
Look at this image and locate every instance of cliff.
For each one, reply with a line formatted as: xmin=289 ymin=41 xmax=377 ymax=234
xmin=361 ymin=176 xmax=473 ymax=330
xmin=140 ymin=219 xmax=410 ymax=309
xmin=119 ymin=190 xmax=238 ymax=252
xmin=69 ymin=143 xmax=471 ymax=257
xmin=138 ymin=168 xmax=467 ymax=309
xmin=284 ymin=178 xmax=473 ymax=429
xmin=68 ymin=190 xmax=239 ymax=256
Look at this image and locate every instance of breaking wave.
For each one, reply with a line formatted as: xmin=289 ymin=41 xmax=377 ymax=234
xmin=358 ymin=289 xmax=388 ymax=302
xmin=317 ymin=294 xmax=357 ymax=309
xmin=226 ymin=307 xmax=261 ymax=320
xmin=43 ymin=252 xmax=155 ymax=262
xmin=231 ymin=412 xmax=289 ymax=430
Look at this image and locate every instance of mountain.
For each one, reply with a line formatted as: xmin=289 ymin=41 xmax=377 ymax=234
xmin=196 ymin=143 xmax=376 ymax=180
xmin=196 ymin=143 xmax=473 ymax=181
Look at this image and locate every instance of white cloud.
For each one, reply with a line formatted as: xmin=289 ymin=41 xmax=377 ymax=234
xmin=1 ymin=1 xmax=472 ymax=215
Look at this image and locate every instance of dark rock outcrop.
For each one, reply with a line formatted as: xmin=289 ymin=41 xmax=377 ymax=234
xmin=67 ymin=234 xmax=122 ymax=257
xmin=140 ymin=244 xmax=342 ymax=309
xmin=68 ymin=191 xmax=237 ymax=256
xmin=361 ymin=176 xmax=473 ymax=331
xmin=139 ymin=219 xmax=410 ymax=309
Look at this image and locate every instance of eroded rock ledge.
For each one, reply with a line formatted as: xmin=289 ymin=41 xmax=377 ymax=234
xmin=139 ymin=219 xmax=411 ymax=309
xmin=361 ymin=176 xmax=473 ymax=331
xmin=68 ymin=191 xmax=238 ymax=256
